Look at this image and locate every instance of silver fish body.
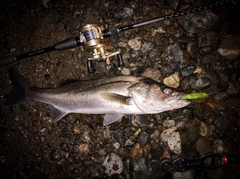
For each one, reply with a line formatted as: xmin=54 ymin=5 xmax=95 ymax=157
xmin=5 ymin=70 xmax=190 ymax=125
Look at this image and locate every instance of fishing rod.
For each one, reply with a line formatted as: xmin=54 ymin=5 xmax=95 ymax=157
xmin=160 ymin=152 xmax=240 ymax=172
xmin=0 ymin=0 xmax=235 ymax=73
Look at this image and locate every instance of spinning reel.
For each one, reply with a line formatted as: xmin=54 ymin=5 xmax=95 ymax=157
xmin=0 ymin=0 xmax=234 ymax=73
xmin=79 ymin=24 xmax=123 ymax=73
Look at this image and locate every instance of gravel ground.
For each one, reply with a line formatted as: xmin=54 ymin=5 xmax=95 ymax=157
xmin=0 ymin=0 xmax=240 ymax=178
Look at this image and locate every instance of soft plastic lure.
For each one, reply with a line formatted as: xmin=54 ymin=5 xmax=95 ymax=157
xmin=181 ymin=92 xmax=208 ymax=100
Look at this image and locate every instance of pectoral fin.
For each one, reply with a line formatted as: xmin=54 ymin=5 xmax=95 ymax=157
xmin=103 ymin=114 xmax=124 ymax=126
xmin=101 ymin=92 xmax=131 ymax=105
xmin=49 ymin=105 xmax=67 ymax=122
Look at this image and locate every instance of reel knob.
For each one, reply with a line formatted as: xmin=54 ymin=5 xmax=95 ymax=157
xmin=87 ymin=60 xmax=96 ymax=73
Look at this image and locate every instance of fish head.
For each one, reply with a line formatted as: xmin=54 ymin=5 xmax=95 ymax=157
xmin=129 ymin=78 xmax=190 ymax=113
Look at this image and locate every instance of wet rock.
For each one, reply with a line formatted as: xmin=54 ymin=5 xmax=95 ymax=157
xmin=213 ymin=139 xmax=227 ymax=153
xmin=151 ymin=147 xmax=163 ymax=159
xmin=172 ymin=170 xmax=194 ymax=179
xmin=198 ymin=31 xmax=216 ymax=47
xmin=141 ymin=42 xmax=154 ymax=53
xmin=225 ymin=98 xmax=240 ymax=110
xmin=118 ymin=147 xmax=130 ymax=158
xmin=198 ymin=46 xmax=213 ymax=56
xmin=180 ymin=132 xmax=188 ymax=146
xmin=114 ymin=7 xmax=134 ymax=19
xmin=199 ymin=121 xmax=209 ymax=137
xmin=195 ymin=137 xmax=213 ymax=155
xmin=227 ymin=80 xmax=240 ymax=96
xmin=160 ymin=126 xmax=177 ymax=142
xmin=217 ymin=35 xmax=240 ymax=60
xmin=125 ymin=139 xmax=134 ymax=147
xmin=167 ymin=132 xmax=182 ymax=154
xmin=130 ymin=143 xmax=143 ymax=160
xmin=137 ymin=131 xmax=149 ymax=147
xmin=150 ymin=129 xmax=161 ymax=143
xmin=142 ymin=143 xmax=151 ymax=158
xmin=163 ymin=73 xmax=180 ymax=88
xmin=212 ymin=92 xmax=229 ymax=103
xmin=132 ymin=157 xmax=148 ymax=179
xmin=128 ymin=37 xmax=142 ymax=50
xmin=187 ymin=42 xmax=198 ymax=58
xmin=79 ymin=143 xmax=90 ymax=154
xmin=175 ymin=118 xmax=187 ymax=131
xmin=215 ymin=116 xmax=230 ymax=131
xmin=121 ymin=67 xmax=131 ymax=75
xmin=179 ymin=9 xmax=219 ymax=33
xmin=168 ymin=43 xmax=183 ymax=69
xmin=163 ymin=119 xmax=175 ymax=128
xmin=141 ymin=68 xmax=162 ymax=82
xmin=185 ymin=121 xmax=199 ymax=144
xmin=181 ymin=74 xmax=211 ymax=90
xmin=149 ymin=160 xmax=166 ymax=179
xmin=60 ymin=142 xmax=70 ymax=152
xmin=103 ymin=153 xmax=123 ymax=176
xmin=181 ymin=65 xmax=197 ymax=77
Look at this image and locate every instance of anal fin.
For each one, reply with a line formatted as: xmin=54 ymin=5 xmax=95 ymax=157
xmin=49 ymin=105 xmax=67 ymax=122
xmin=103 ymin=114 xmax=124 ymax=126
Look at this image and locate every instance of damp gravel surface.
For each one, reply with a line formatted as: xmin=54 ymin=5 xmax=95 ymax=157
xmin=0 ymin=0 xmax=240 ymax=178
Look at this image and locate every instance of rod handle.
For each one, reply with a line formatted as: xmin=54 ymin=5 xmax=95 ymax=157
xmin=0 ymin=56 xmax=17 ymax=67
xmin=55 ymin=37 xmax=82 ymax=50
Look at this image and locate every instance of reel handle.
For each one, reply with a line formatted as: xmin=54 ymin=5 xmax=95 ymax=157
xmin=87 ymin=60 xmax=96 ymax=73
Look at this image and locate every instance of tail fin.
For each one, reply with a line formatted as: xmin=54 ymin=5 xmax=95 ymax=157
xmin=4 ymin=68 xmax=29 ymax=106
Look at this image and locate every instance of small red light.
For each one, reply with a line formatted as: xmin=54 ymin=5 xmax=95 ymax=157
xmin=222 ymin=155 xmax=228 ymax=165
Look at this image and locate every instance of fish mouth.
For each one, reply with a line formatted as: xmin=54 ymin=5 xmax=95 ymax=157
xmin=166 ymin=92 xmax=191 ymax=107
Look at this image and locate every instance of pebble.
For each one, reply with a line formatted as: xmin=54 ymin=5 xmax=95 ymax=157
xmin=199 ymin=121 xmax=208 ymax=137
xmin=198 ymin=46 xmax=213 ymax=56
xmin=128 ymin=37 xmax=142 ymax=50
xmin=168 ymin=43 xmax=184 ymax=66
xmin=79 ymin=143 xmax=90 ymax=154
xmin=103 ymin=153 xmax=123 ymax=176
xmin=130 ymin=143 xmax=143 ymax=160
xmin=163 ymin=119 xmax=175 ymax=128
xmin=160 ymin=126 xmax=177 ymax=142
xmin=141 ymin=67 xmax=162 ymax=82
xmin=185 ymin=121 xmax=199 ymax=144
xmin=179 ymin=9 xmax=219 ymax=33
xmin=132 ymin=157 xmax=148 ymax=179
xmin=60 ymin=142 xmax=70 ymax=152
xmin=213 ymin=139 xmax=226 ymax=153
xmin=217 ymin=35 xmax=240 ymax=60
xmin=167 ymin=132 xmax=182 ymax=154
xmin=181 ymin=74 xmax=211 ymax=90
xmin=137 ymin=131 xmax=149 ymax=147
xmin=195 ymin=137 xmax=213 ymax=155
xmin=172 ymin=170 xmax=194 ymax=179
xmin=181 ymin=65 xmax=197 ymax=77
xmin=121 ymin=67 xmax=131 ymax=75
xmin=163 ymin=74 xmax=180 ymax=88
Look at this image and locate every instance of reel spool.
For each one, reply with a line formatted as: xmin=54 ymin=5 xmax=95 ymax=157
xmin=79 ymin=24 xmax=123 ymax=73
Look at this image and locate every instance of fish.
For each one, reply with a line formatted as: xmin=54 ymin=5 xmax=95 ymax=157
xmin=4 ymin=68 xmax=190 ymax=126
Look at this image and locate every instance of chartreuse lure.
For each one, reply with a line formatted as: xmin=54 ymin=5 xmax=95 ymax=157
xmin=181 ymin=92 xmax=208 ymax=100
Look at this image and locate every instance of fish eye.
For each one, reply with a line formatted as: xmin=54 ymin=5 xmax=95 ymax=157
xmin=163 ymin=88 xmax=172 ymax=94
